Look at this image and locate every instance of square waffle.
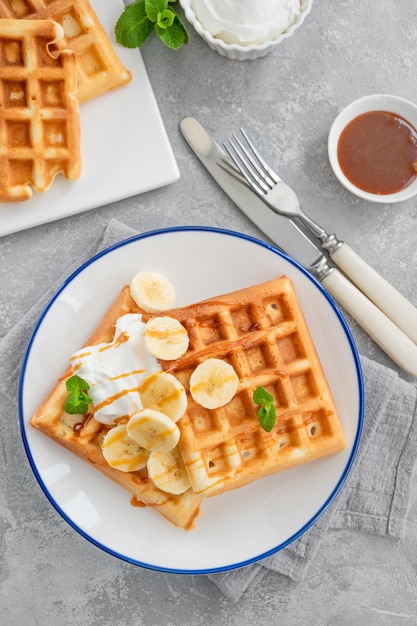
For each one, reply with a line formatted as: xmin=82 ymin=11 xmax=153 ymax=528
xmin=30 ymin=286 xmax=202 ymax=530
xmin=160 ymin=276 xmax=346 ymax=497
xmin=0 ymin=0 xmax=132 ymax=103
xmin=0 ymin=18 xmax=81 ymax=201
xmin=30 ymin=275 xmax=345 ymax=528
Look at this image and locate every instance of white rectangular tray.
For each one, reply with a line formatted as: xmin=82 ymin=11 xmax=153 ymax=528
xmin=0 ymin=0 xmax=179 ymax=237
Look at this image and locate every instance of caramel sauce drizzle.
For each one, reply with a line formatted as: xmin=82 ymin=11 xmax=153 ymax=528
xmin=93 ymin=386 xmax=140 ymax=413
xmin=145 ymin=327 xmax=185 ymax=339
xmin=114 ymin=415 xmax=129 ymax=425
xmin=130 ymin=495 xmax=147 ymax=508
xmin=99 ymin=330 xmax=130 ymax=351
xmin=275 ymin=412 xmax=321 ymax=435
xmin=186 ymin=410 xmax=329 ymax=495
xmin=109 ymin=368 xmax=146 ymax=381
xmin=164 ymin=328 xmax=286 ymax=376
xmin=70 ymin=331 xmax=130 ymax=369
xmin=70 ymin=350 xmax=92 ymax=363
xmin=73 ymin=412 xmax=93 ymax=434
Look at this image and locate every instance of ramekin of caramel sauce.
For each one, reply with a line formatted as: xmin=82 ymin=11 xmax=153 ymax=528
xmin=328 ymin=95 xmax=417 ymax=203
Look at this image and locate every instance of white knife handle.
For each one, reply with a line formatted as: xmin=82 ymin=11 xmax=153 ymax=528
xmin=322 ymin=268 xmax=417 ymax=377
xmin=330 ymin=243 xmax=417 ymax=344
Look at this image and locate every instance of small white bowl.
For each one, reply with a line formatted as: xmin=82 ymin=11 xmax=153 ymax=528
xmin=328 ymin=94 xmax=417 ymax=203
xmin=179 ymin=0 xmax=314 ymax=61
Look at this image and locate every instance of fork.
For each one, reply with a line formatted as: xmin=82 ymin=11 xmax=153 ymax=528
xmin=224 ymin=129 xmax=417 ymax=345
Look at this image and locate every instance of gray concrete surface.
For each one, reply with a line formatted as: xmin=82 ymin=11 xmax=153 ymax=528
xmin=1 ymin=1 xmax=417 ymax=624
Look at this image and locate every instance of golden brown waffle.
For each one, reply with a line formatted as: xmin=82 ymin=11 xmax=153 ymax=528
xmin=0 ymin=19 xmax=81 ymax=202
xmin=0 ymin=0 xmax=132 ymax=103
xmin=161 ymin=276 xmax=346 ymax=497
xmin=31 ymin=276 xmax=345 ymax=527
xmin=30 ymin=286 xmax=202 ymax=530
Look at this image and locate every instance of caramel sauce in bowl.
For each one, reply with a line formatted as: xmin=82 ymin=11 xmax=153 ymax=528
xmin=328 ymin=94 xmax=417 ymax=203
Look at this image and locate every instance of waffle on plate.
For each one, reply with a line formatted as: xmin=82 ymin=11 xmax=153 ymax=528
xmin=30 ymin=286 xmax=202 ymax=530
xmin=161 ymin=275 xmax=346 ymax=497
xmin=0 ymin=0 xmax=132 ymax=103
xmin=31 ymin=275 xmax=346 ymax=529
xmin=0 ymin=18 xmax=81 ymax=201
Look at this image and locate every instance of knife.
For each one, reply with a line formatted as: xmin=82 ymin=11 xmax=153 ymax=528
xmin=180 ymin=116 xmax=417 ymax=377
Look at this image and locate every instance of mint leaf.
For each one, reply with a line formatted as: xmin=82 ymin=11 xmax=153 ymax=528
xmin=253 ymin=386 xmax=277 ymax=432
xmin=157 ymin=9 xmax=175 ymax=29
xmin=257 ymin=403 xmax=276 ymax=433
xmin=253 ymin=386 xmax=274 ymax=405
xmin=64 ymin=375 xmax=93 ymax=415
xmin=115 ymin=1 xmax=154 ymax=49
xmin=145 ymin=0 xmax=169 ymax=22
xmin=66 ymin=374 xmax=89 ymax=393
xmin=116 ymin=1 xmax=188 ymax=51
xmin=155 ymin=14 xmax=189 ymax=49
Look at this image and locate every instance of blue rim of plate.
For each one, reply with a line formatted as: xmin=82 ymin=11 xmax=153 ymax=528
xmin=18 ymin=226 xmax=364 ymax=575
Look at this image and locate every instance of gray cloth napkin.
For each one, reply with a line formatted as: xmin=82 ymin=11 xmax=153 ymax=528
xmin=1 ymin=218 xmax=416 ymax=603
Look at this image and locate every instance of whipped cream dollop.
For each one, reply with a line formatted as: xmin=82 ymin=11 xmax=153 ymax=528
xmin=70 ymin=314 xmax=161 ymax=426
xmin=191 ymin=0 xmax=301 ymax=46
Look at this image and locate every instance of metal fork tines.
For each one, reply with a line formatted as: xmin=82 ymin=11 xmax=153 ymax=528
xmin=223 ymin=130 xmax=330 ymax=243
xmin=223 ymin=128 xmax=417 ymax=346
xmin=224 ymin=130 xmax=282 ymax=194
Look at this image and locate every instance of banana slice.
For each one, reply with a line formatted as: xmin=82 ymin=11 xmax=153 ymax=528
xmin=147 ymin=447 xmax=191 ymax=495
xmin=101 ymin=423 xmax=150 ymax=472
xmin=126 ymin=408 xmax=180 ymax=452
xmin=143 ymin=316 xmax=189 ymax=360
xmin=190 ymin=358 xmax=239 ymax=409
xmin=130 ymin=271 xmax=176 ymax=313
xmin=139 ymin=371 xmax=187 ymax=423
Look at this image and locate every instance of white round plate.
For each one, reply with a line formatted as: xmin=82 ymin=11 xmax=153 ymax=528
xmin=19 ymin=227 xmax=363 ymax=574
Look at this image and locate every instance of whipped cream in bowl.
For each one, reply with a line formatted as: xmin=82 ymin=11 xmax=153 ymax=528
xmin=179 ymin=0 xmax=314 ymax=60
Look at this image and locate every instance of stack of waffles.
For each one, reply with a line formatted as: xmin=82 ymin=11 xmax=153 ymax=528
xmin=0 ymin=0 xmax=131 ymax=201
xmin=31 ymin=276 xmax=346 ymax=530
xmin=0 ymin=0 xmax=131 ymax=103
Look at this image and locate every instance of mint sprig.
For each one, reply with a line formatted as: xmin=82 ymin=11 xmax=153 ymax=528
xmin=64 ymin=375 xmax=93 ymax=415
xmin=115 ymin=0 xmax=189 ymax=51
xmin=253 ymin=386 xmax=277 ymax=433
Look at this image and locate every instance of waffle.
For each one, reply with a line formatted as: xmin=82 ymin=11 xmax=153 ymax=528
xmin=0 ymin=19 xmax=81 ymax=202
xmin=0 ymin=0 xmax=132 ymax=103
xmin=160 ymin=276 xmax=346 ymax=497
xmin=30 ymin=275 xmax=345 ymax=527
xmin=30 ymin=286 xmax=202 ymax=530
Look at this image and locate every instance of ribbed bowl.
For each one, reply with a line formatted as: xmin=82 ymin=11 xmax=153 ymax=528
xmin=179 ymin=0 xmax=314 ymax=61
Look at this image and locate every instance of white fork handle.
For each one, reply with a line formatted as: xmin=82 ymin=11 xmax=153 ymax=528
xmin=322 ymin=268 xmax=417 ymax=377
xmin=330 ymin=243 xmax=417 ymax=344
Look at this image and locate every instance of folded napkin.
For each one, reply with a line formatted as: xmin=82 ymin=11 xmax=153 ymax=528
xmin=1 ymin=219 xmax=416 ymax=603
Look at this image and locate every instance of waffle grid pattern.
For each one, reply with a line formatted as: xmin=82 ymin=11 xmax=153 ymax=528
xmin=0 ymin=0 xmax=132 ymax=103
xmin=52 ymin=390 xmax=196 ymax=513
xmin=30 ymin=287 xmax=202 ymax=530
xmin=0 ymin=19 xmax=80 ymax=201
xmin=164 ymin=277 xmax=345 ymax=497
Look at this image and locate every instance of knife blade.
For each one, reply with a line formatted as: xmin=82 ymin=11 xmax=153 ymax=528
xmin=180 ymin=116 xmax=417 ymax=376
xmin=180 ymin=117 xmax=323 ymax=269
